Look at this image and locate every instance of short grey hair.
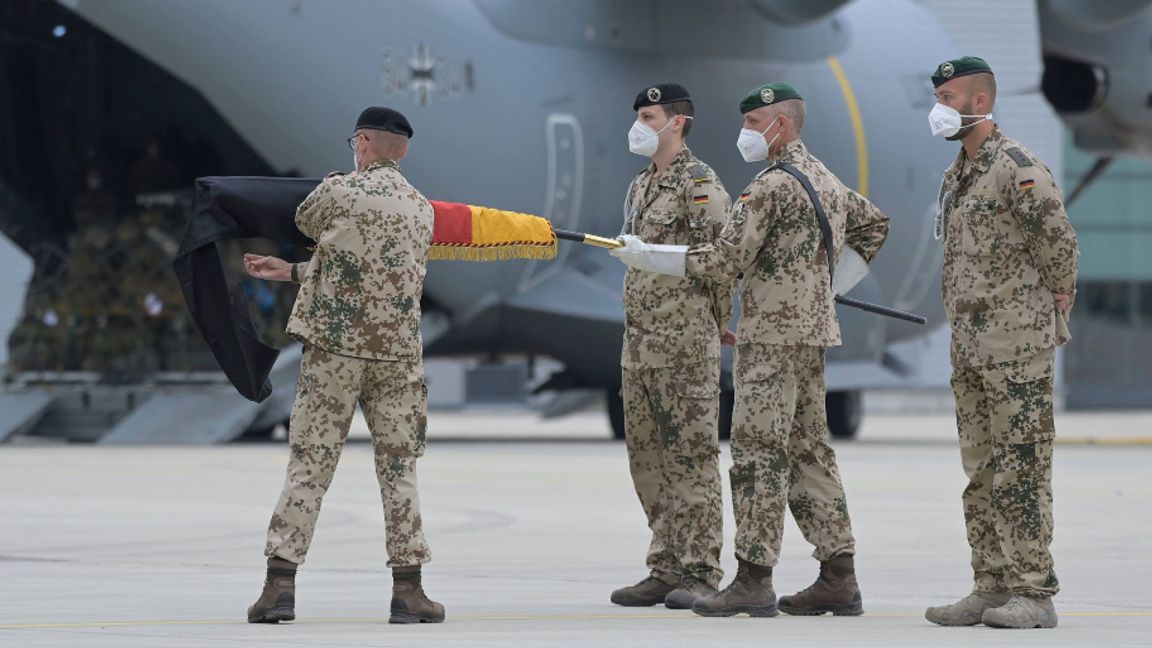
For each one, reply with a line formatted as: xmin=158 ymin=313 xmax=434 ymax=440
xmin=771 ymin=98 xmax=806 ymax=133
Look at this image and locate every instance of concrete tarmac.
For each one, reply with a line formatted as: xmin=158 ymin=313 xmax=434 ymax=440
xmin=2 ymin=411 xmax=1150 ymax=646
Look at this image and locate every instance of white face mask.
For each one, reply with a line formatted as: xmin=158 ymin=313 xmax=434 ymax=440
xmin=628 ymin=117 xmax=678 ymax=157
xmin=736 ymin=116 xmax=781 ymax=163
xmin=928 ymin=103 xmax=992 ymax=138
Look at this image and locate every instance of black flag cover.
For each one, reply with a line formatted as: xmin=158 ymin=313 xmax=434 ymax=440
xmin=174 ymin=176 xmax=321 ymax=402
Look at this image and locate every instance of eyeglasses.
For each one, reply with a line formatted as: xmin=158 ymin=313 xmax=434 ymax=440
xmin=346 ymin=133 xmax=368 ymax=150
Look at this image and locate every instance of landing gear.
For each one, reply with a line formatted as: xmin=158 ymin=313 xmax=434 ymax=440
xmin=718 ymin=388 xmax=734 ymax=441
xmin=607 ymin=387 xmax=735 ymax=441
xmin=826 ymin=390 xmax=862 ymax=440
xmin=607 ymin=387 xmax=625 ymax=440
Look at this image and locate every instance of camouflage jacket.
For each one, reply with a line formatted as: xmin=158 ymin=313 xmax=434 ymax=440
xmin=939 ymin=126 xmax=1079 ymax=367
xmin=286 ymin=160 xmax=434 ymax=360
xmin=620 ymin=147 xmax=734 ymax=368
xmin=686 ymin=139 xmax=890 ymax=347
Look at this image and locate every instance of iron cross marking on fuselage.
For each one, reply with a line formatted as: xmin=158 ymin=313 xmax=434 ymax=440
xmin=381 ymin=43 xmax=470 ymax=106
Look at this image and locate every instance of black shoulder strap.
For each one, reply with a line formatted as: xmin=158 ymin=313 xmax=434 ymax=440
xmin=769 ymin=162 xmax=834 ymax=285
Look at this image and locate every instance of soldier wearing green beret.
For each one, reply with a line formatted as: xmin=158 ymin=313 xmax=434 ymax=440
xmin=611 ymin=82 xmax=890 ymax=618
xmin=611 ymin=83 xmax=735 ymax=611
xmin=924 ymin=57 xmax=1079 ymax=630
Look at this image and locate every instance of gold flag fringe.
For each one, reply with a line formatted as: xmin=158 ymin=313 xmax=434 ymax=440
xmin=427 ymin=241 xmax=559 ymax=262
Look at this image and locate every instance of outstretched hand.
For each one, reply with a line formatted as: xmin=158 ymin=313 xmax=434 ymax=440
xmin=243 ymin=253 xmax=292 ymax=281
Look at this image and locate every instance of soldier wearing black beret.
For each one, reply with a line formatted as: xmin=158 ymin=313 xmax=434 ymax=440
xmin=243 ymin=106 xmax=445 ymax=625
xmin=612 ymin=81 xmax=891 ymax=618
xmin=611 ymin=83 xmax=734 ymax=611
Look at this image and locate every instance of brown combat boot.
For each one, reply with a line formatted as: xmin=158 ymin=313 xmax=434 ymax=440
xmin=664 ymin=576 xmax=718 ymax=610
xmin=247 ymin=557 xmax=297 ymax=623
xmin=389 ymin=566 xmax=445 ymax=624
xmin=691 ymin=559 xmax=777 ymax=617
xmin=778 ymin=554 xmax=864 ymax=616
xmin=610 ymin=575 xmax=676 ymax=607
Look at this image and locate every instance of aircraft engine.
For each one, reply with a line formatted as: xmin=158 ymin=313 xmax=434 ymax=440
xmin=1040 ymin=0 xmax=1152 ymax=154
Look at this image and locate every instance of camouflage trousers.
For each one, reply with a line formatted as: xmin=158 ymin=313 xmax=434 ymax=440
xmin=952 ymin=347 xmax=1058 ymax=597
xmin=730 ymin=344 xmax=854 ymax=567
xmin=621 ymin=357 xmax=724 ymax=587
xmin=265 ymin=345 xmax=431 ymax=568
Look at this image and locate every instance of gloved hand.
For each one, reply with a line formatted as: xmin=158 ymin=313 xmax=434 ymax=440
xmin=609 ymin=235 xmax=688 ymax=277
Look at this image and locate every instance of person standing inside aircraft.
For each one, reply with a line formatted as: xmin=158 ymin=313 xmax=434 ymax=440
xmin=611 ymin=83 xmax=889 ymax=618
xmin=610 ymin=83 xmax=735 ymax=610
xmin=241 ymin=107 xmax=444 ymax=625
xmin=923 ymin=57 xmax=1078 ymax=630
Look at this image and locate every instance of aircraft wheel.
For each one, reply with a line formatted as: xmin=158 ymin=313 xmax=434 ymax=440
xmin=826 ymin=390 xmax=862 ymax=440
xmin=718 ymin=388 xmax=734 ymax=441
xmin=239 ymin=418 xmax=287 ymax=442
xmin=609 ymin=387 xmax=734 ymax=441
xmin=607 ymin=387 xmax=626 ymax=440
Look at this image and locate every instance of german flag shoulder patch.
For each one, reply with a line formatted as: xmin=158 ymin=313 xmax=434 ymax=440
xmin=1018 ymin=178 xmax=1036 ymax=190
xmin=692 ymin=194 xmax=710 ymax=204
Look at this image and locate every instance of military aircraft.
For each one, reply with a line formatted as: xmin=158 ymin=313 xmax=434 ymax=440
xmin=2 ymin=0 xmax=1150 ymax=443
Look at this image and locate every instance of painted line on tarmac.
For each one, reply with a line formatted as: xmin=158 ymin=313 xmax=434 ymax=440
xmin=1055 ymin=437 xmax=1152 ymax=446
xmin=3 ymin=610 xmax=1152 ymax=630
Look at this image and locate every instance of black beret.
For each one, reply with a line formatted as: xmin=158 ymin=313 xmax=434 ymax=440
xmin=931 ymin=57 xmax=993 ymax=88
xmin=355 ymin=106 xmax=413 ymax=138
xmin=739 ymin=82 xmax=802 ymax=114
xmin=633 ymin=83 xmax=692 ymax=111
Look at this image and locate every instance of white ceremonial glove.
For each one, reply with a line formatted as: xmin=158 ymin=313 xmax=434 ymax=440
xmin=832 ymin=246 xmax=869 ymax=296
xmin=609 ymin=234 xmax=688 ymax=277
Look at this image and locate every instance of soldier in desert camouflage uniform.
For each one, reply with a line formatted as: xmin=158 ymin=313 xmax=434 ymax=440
xmin=612 ymin=83 xmax=889 ymax=619
xmin=923 ymin=57 xmax=1078 ymax=630
xmin=241 ymin=107 xmax=444 ymax=625
xmin=610 ymin=83 xmax=735 ymax=611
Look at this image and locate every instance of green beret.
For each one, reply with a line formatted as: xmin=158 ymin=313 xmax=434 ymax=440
xmin=739 ymin=82 xmax=802 ymax=114
xmin=931 ymin=56 xmax=993 ymax=88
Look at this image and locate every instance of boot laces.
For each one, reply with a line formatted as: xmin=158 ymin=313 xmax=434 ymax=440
xmin=716 ymin=563 xmax=753 ymax=597
xmin=793 ymin=569 xmax=834 ymax=599
xmin=1001 ymin=596 xmax=1028 ymax=612
xmin=679 ymin=575 xmax=705 ymax=589
xmin=638 ymin=575 xmax=666 ymax=588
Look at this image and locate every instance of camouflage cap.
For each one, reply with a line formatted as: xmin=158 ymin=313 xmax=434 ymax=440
xmin=931 ymin=56 xmax=993 ymax=88
xmin=739 ymin=82 xmax=802 ymax=114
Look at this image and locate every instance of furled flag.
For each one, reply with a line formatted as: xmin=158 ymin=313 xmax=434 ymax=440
xmin=174 ymin=176 xmax=558 ymax=402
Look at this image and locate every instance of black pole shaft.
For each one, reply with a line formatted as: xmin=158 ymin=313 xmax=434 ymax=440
xmin=556 ymin=228 xmax=925 ymax=325
xmin=553 ymin=229 xmax=586 ymax=243
xmin=835 ymin=295 xmax=927 ymax=325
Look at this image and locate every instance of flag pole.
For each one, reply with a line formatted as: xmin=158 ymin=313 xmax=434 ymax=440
xmin=555 ymin=228 xmax=926 ymax=325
